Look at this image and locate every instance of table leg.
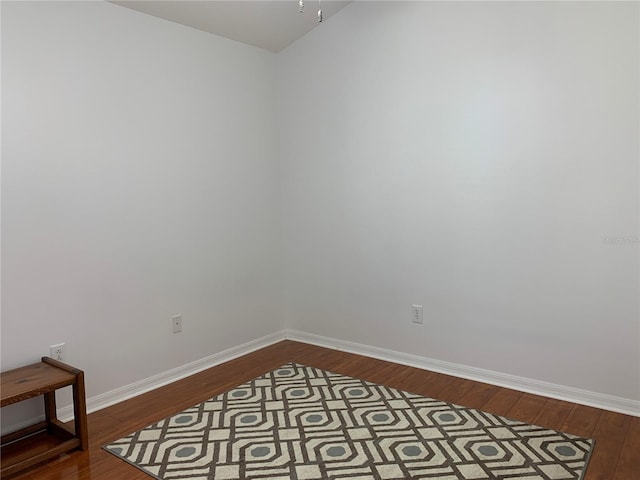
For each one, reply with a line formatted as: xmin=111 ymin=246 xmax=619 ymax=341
xmin=44 ymin=391 xmax=58 ymax=425
xmin=72 ymin=372 xmax=89 ymax=450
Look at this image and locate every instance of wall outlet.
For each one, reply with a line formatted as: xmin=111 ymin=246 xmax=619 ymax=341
xmin=172 ymin=314 xmax=182 ymax=334
xmin=50 ymin=343 xmax=66 ymax=362
xmin=411 ymin=305 xmax=423 ymax=324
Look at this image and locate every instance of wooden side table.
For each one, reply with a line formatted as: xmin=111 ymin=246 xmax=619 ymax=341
xmin=1 ymin=357 xmax=88 ymax=477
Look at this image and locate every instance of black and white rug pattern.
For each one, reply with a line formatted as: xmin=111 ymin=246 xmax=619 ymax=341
xmin=104 ymin=363 xmax=593 ymax=479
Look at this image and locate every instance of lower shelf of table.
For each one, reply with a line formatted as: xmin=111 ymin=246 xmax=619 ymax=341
xmin=1 ymin=422 xmax=81 ymax=478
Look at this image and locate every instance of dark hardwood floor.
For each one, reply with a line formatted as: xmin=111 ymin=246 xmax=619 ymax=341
xmin=7 ymin=340 xmax=639 ymax=479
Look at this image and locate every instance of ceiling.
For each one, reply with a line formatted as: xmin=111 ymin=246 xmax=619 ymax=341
xmin=111 ymin=1 xmax=352 ymax=53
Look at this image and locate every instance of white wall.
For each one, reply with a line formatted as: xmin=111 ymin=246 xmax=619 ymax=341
xmin=1 ymin=1 xmax=281 ymax=430
xmin=2 ymin=0 xmax=639 ymax=433
xmin=278 ymin=1 xmax=640 ymax=401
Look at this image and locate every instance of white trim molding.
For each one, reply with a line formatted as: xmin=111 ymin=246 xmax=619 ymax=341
xmin=49 ymin=328 xmax=638 ymax=425
xmin=57 ymin=331 xmax=286 ymax=422
xmin=285 ymin=329 xmax=640 ymax=417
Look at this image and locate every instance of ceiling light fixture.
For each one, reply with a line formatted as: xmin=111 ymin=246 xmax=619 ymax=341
xmin=298 ymin=0 xmax=323 ymax=23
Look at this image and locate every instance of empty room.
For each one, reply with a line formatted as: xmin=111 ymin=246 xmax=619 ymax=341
xmin=1 ymin=1 xmax=638 ymax=479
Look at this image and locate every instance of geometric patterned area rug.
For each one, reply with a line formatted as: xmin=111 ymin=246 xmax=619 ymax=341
xmin=104 ymin=363 xmax=594 ymax=480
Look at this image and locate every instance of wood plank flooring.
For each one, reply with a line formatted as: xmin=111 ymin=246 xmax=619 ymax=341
xmin=6 ymin=340 xmax=639 ymax=479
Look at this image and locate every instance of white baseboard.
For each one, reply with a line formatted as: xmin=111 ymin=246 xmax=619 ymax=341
xmin=284 ymin=329 xmax=640 ymax=417
xmin=2 ymin=414 xmax=47 ymax=436
xmin=56 ymin=331 xmax=286 ymax=422
xmin=41 ymin=328 xmax=638 ymax=425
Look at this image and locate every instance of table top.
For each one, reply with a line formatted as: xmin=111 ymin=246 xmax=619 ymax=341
xmin=1 ymin=359 xmax=79 ymax=407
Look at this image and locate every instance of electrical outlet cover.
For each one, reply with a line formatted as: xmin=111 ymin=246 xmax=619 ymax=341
xmin=411 ymin=305 xmax=424 ymax=324
xmin=172 ymin=315 xmax=182 ymax=333
xmin=50 ymin=343 xmax=66 ymax=362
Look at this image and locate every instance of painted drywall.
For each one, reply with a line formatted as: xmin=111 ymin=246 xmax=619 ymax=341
xmin=277 ymin=1 xmax=640 ymax=401
xmin=2 ymin=0 xmax=639 ymax=434
xmin=1 ymin=1 xmax=281 ymax=431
